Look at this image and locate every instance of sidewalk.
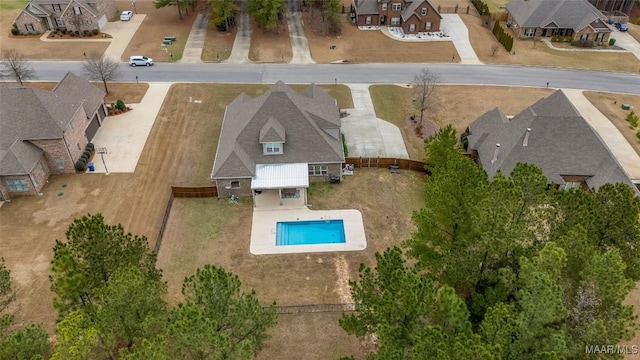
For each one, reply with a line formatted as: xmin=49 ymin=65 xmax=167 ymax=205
xmin=563 ymin=89 xmax=640 ymax=181
xmin=90 ymin=82 xmax=172 ymax=173
xmin=342 ymin=84 xmax=409 ymax=159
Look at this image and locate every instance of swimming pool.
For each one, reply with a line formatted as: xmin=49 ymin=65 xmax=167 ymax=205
xmin=276 ymin=219 xmax=346 ymax=246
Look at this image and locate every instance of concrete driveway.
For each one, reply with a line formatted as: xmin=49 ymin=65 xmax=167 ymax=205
xmin=609 ymin=28 xmax=640 ymax=61
xmin=440 ymin=15 xmax=481 ymax=64
xmin=101 ymin=15 xmax=146 ymax=60
xmin=342 ymin=84 xmax=409 ymax=159
xmin=287 ymin=12 xmax=314 ymax=64
xmin=89 ymin=83 xmax=171 ymax=173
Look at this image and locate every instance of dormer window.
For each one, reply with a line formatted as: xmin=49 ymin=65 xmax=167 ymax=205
xmin=264 ymin=142 xmax=282 ymax=154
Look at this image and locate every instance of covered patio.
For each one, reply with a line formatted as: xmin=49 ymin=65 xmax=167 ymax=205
xmin=251 ymin=163 xmax=309 ymax=209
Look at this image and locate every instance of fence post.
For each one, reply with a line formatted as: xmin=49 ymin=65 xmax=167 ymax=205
xmin=438 ymin=5 xmax=441 ymax=13
xmin=455 ymin=4 xmax=458 ymax=13
xmin=466 ymin=5 xmax=470 ymax=14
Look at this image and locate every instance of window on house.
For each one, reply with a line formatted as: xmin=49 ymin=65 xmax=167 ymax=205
xmin=525 ymin=28 xmax=535 ymax=37
xmin=55 ymin=157 xmax=64 ymax=169
xmin=6 ymin=179 xmax=28 ymax=192
xmin=392 ymin=3 xmax=402 ymax=11
xmin=230 ymin=181 xmax=240 ymax=189
xmin=564 ymin=182 xmax=581 ymax=190
xmin=40 ymin=162 xmax=46 ymax=174
xmin=281 ymin=188 xmax=300 ymax=199
xmin=52 ymin=4 xmax=61 ymax=12
xmin=390 ymin=17 xmax=400 ymax=25
xmin=425 ymin=22 xmax=432 ymax=30
xmin=264 ymin=142 xmax=282 ymax=154
xmin=595 ymin=32 xmax=604 ymax=41
xmin=421 ymin=8 xmax=428 ymax=15
xmin=382 ymin=3 xmax=387 ymax=10
xmin=409 ymin=24 xmax=416 ymax=32
xmin=580 ymin=33 xmax=588 ymax=41
xmin=25 ymin=23 xmax=34 ymax=32
xmin=55 ymin=17 xmax=64 ymax=27
xmin=73 ymin=6 xmax=82 ymax=15
xmin=308 ymin=165 xmax=328 ymax=176
xmin=30 ymin=174 xmax=38 ymax=188
xmin=366 ymin=16 xmax=372 ymax=25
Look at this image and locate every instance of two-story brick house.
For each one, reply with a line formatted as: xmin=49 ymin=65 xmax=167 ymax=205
xmin=352 ymin=0 xmax=442 ymax=34
xmin=0 ymin=72 xmax=107 ymax=201
xmin=13 ymin=0 xmax=116 ymax=35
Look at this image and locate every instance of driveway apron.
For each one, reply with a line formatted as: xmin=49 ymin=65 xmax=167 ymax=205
xmin=102 ymin=15 xmax=146 ymax=60
xmin=563 ymin=89 xmax=640 ymax=181
xmin=342 ymin=84 xmax=409 ymax=159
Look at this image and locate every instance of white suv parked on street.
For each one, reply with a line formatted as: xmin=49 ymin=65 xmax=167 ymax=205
xmin=129 ymin=56 xmax=153 ymax=67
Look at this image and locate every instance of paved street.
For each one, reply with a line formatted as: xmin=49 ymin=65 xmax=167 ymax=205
xmin=29 ymin=62 xmax=640 ymax=94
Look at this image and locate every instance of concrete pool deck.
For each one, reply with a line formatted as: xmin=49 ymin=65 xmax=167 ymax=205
xmin=250 ymin=207 xmax=367 ymax=255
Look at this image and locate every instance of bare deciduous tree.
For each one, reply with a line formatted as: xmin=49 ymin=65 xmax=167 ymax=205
xmin=82 ymin=52 xmax=120 ymax=94
xmin=491 ymin=44 xmax=500 ymax=56
xmin=412 ymin=68 xmax=439 ymax=127
xmin=0 ymin=48 xmax=35 ymax=86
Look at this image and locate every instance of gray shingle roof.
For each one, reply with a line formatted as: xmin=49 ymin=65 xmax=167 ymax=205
xmin=24 ymin=0 xmax=99 ymax=18
xmin=354 ymin=0 xmax=383 ymax=15
xmin=506 ymin=0 xmax=609 ymax=31
xmin=259 ymin=116 xmax=286 ymax=143
xmin=211 ymin=81 xmax=344 ymax=179
xmin=402 ymin=0 xmax=442 ymax=21
xmin=53 ymin=72 xmax=105 ymax=118
xmin=468 ymin=90 xmax=637 ymax=192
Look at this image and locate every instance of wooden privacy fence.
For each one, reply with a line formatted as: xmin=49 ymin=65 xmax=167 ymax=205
xmin=266 ymin=303 xmax=357 ymax=314
xmin=437 ymin=5 xmax=471 ymax=14
xmin=171 ymin=185 xmax=218 ymax=198
xmin=344 ymin=157 xmax=428 ymax=173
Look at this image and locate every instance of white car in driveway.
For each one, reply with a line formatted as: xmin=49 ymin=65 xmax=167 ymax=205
xmin=120 ymin=11 xmax=133 ymax=21
xmin=129 ymin=56 xmax=153 ymax=66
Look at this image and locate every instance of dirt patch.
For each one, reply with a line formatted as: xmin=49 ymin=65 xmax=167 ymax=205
xmin=462 ymin=14 xmax=640 ymax=72
xmin=334 ymin=255 xmax=353 ymax=304
xmin=583 ymin=91 xmax=640 ymax=156
xmin=303 ymin=12 xmax=459 ymax=63
xmin=118 ymin=0 xmax=199 ymax=62
xmin=202 ymin=25 xmax=236 ymax=62
xmin=248 ymin=18 xmax=292 ymax=63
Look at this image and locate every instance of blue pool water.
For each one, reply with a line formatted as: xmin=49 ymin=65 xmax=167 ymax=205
xmin=276 ymin=219 xmax=346 ymax=246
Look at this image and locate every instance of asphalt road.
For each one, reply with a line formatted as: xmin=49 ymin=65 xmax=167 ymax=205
xmin=29 ymin=61 xmax=640 ymax=94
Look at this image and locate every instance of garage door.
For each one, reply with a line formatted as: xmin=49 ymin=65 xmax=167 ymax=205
xmin=85 ymin=115 xmax=100 ymax=141
xmin=98 ymin=15 xmax=107 ymax=30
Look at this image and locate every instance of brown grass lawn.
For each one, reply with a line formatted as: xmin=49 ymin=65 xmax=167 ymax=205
xmin=304 ymin=12 xmax=459 ymax=63
xmin=23 ymin=81 xmax=149 ymax=104
xmin=118 ymin=0 xmax=199 ymax=62
xmin=201 ymin=24 xmax=236 ymax=62
xmin=583 ymin=91 xmax=640 ymax=156
xmin=369 ymin=85 xmax=555 ymax=159
xmin=0 ymin=0 xmax=108 ymax=60
xmin=157 ymin=168 xmax=425 ymax=359
xmin=628 ymin=22 xmax=640 ymax=44
xmin=257 ymin=313 xmax=375 ymax=360
xmin=248 ymin=18 xmax=292 ymax=63
xmin=462 ymin=14 xmax=640 ymax=72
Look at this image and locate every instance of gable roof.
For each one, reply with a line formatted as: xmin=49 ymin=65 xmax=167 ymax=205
xmin=354 ymin=0 xmax=382 ymax=15
xmin=506 ymin=0 xmax=609 ymax=31
xmin=211 ymin=81 xmax=344 ymax=179
xmin=53 ymin=72 xmax=106 ymax=117
xmin=0 ymin=72 xmax=102 ymax=176
xmin=259 ymin=116 xmax=286 ymax=143
xmin=468 ymin=90 xmax=637 ymax=192
xmin=402 ymin=0 xmax=442 ymax=21
xmin=19 ymin=0 xmax=101 ymax=20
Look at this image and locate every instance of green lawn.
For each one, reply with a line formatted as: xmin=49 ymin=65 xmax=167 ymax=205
xmin=0 ymin=0 xmax=28 ymax=11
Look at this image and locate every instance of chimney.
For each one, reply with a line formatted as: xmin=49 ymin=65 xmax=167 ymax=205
xmin=491 ymin=143 xmax=501 ymax=164
xmin=523 ymin=128 xmax=532 ymax=146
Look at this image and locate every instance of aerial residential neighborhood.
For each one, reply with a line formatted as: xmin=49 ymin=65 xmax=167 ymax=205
xmin=1 ymin=0 xmax=640 ymax=358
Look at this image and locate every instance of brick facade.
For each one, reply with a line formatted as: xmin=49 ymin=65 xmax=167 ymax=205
xmin=507 ymin=12 xmax=610 ymax=43
xmin=14 ymin=0 xmax=116 ymax=34
xmin=0 ymin=157 xmax=50 ymax=198
xmin=353 ymin=0 xmax=441 ymax=33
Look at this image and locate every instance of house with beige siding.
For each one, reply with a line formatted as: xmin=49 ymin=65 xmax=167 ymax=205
xmin=0 ymin=72 xmax=107 ymax=201
xmin=505 ymin=0 xmax=612 ymax=43
xmin=211 ymin=81 xmax=345 ymax=207
xmin=351 ymin=0 xmax=442 ymax=34
xmin=13 ymin=0 xmax=116 ymax=35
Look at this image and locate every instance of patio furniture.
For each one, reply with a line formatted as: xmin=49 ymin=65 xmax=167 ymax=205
xmin=389 ymin=164 xmax=400 ymax=174
xmin=330 ymin=175 xmax=341 ymax=184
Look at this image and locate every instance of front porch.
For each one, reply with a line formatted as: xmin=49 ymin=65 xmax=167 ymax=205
xmin=251 ymin=163 xmax=309 ymax=209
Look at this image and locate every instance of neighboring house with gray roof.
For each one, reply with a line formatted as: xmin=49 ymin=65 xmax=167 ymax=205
xmin=467 ymin=90 xmax=639 ymax=194
xmin=211 ymin=81 xmax=345 ymax=207
xmin=13 ymin=0 xmax=116 ymax=35
xmin=0 ymin=72 xmax=107 ymax=201
xmin=351 ymin=0 xmax=441 ymax=34
xmin=505 ymin=0 xmax=611 ymax=43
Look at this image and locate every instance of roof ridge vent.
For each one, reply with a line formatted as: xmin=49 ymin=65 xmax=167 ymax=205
xmin=523 ymin=128 xmax=532 ymax=147
xmin=491 ymin=143 xmax=501 ymax=164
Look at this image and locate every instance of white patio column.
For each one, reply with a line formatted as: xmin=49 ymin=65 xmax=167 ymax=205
xmin=278 ymin=188 xmax=282 ymax=206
